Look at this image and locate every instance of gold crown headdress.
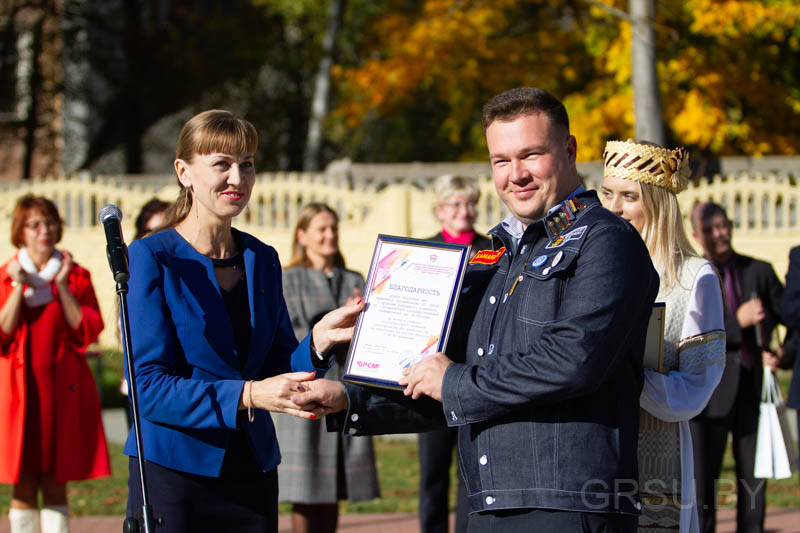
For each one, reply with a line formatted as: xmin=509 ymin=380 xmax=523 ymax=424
xmin=603 ymin=139 xmax=691 ymax=194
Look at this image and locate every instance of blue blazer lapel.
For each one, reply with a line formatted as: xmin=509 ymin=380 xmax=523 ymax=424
xmin=242 ymin=245 xmax=264 ymax=378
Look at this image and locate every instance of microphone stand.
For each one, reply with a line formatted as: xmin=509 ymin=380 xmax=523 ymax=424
xmin=119 ymin=278 xmax=158 ymax=533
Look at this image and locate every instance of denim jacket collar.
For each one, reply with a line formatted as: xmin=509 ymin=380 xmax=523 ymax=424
xmin=490 ymin=187 xmax=597 ymax=253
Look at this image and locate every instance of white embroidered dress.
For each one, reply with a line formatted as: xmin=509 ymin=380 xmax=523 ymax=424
xmin=637 ymin=256 xmax=726 ymax=533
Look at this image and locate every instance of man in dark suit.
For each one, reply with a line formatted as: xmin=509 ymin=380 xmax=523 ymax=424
xmin=689 ymin=202 xmax=785 ymax=533
xmin=780 ymin=247 xmax=800 ymax=461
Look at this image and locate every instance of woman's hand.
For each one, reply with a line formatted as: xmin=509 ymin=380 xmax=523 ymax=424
xmin=54 ymin=251 xmax=82 ymax=330
xmin=6 ymin=259 xmax=26 ymax=285
xmin=292 ymin=378 xmax=349 ymax=418
xmin=311 ymin=299 xmax=365 ymax=353
xmin=55 ymin=250 xmax=73 ymax=287
xmin=345 ymin=288 xmax=362 ymax=306
xmin=247 ymin=371 xmax=319 ymax=419
xmin=0 ymin=259 xmax=26 ymax=335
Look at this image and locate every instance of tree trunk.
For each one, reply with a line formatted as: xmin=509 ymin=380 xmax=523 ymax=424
xmin=630 ymin=0 xmax=664 ymax=145
xmin=303 ymin=0 xmax=346 ymax=171
xmin=21 ymin=16 xmax=43 ymax=180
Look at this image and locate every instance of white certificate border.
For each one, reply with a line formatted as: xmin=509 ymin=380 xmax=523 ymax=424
xmin=343 ymin=234 xmax=470 ymax=390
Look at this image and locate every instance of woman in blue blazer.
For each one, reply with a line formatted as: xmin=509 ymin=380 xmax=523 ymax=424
xmin=124 ymin=110 xmax=362 ymax=532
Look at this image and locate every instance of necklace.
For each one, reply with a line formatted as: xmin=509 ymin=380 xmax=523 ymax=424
xmin=211 ymin=252 xmax=242 ymax=268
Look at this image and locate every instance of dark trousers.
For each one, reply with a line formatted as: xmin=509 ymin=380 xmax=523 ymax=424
xmin=127 ymin=430 xmax=278 ymax=533
xmin=419 ymin=428 xmax=469 ymax=533
xmin=466 ymin=508 xmax=637 ymax=533
xmin=690 ymin=368 xmax=765 ymax=533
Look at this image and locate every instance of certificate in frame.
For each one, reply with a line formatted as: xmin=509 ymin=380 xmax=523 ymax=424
xmin=342 ymin=235 xmax=471 ymax=390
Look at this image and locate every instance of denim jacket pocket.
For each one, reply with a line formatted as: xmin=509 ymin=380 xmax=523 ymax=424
xmin=516 ymin=249 xmax=579 ymax=326
xmin=523 ymin=248 xmax=579 ymax=281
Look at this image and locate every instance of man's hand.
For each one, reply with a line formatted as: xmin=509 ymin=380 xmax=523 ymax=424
xmin=763 ymin=349 xmax=781 ymax=372
xmin=311 ymin=299 xmax=365 ymax=353
xmin=398 ymin=352 xmax=453 ymax=401
xmin=292 ymin=379 xmax=349 ymax=418
xmin=249 ymin=371 xmax=318 ymax=419
xmin=737 ymin=297 xmax=765 ymax=328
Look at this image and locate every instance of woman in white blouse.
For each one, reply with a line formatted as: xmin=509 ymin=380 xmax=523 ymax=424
xmin=600 ymin=139 xmax=726 ymax=533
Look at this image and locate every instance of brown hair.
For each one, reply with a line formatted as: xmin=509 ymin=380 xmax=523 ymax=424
xmin=286 ymin=203 xmax=345 ymax=269
xmin=10 ymin=194 xmax=63 ymax=248
xmin=481 ymin=87 xmax=570 ymax=133
xmin=134 ymin=198 xmax=171 ymax=240
xmin=162 ymin=110 xmax=259 ymax=228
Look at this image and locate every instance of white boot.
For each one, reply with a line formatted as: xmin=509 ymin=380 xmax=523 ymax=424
xmin=8 ymin=508 xmax=40 ymax=533
xmin=40 ymin=505 xmax=69 ymax=533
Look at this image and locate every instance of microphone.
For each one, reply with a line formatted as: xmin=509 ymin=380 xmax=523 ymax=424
xmin=98 ymin=205 xmax=130 ymax=283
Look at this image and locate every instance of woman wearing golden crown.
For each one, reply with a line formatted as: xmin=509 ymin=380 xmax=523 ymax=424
xmin=600 ymin=140 xmax=726 ymax=533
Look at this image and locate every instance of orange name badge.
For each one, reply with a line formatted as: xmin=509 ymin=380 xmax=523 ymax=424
xmin=469 ymin=247 xmax=506 ymax=265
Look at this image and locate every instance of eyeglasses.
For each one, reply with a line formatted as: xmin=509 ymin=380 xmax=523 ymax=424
xmin=24 ymin=220 xmax=58 ymax=231
xmin=441 ymin=201 xmax=477 ymax=212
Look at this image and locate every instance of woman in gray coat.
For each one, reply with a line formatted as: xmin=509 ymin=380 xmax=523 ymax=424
xmin=275 ymin=203 xmax=380 ymax=533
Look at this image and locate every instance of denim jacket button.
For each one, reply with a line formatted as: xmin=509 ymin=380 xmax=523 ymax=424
xmin=489 ymin=295 xmax=497 ymax=305
xmin=477 ymin=347 xmax=485 ymax=357
xmin=485 ymin=496 xmax=495 ymax=505
xmin=350 ymin=413 xmax=359 ymax=422
xmin=348 ymin=428 xmax=357 ymax=435
xmin=520 ymin=244 xmax=527 ymax=254
xmin=479 ymin=455 xmax=488 ymax=465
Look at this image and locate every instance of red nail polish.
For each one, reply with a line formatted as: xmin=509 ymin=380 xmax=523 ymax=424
xmin=357 ymin=298 xmax=363 ymax=305
xmin=310 ymin=413 xmax=317 ymax=419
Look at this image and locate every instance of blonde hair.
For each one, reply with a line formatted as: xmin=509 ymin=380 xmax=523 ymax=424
xmin=286 ymin=203 xmax=345 ymax=270
xmin=637 ymin=181 xmax=697 ymax=289
xmin=162 ymin=110 xmax=258 ymax=228
xmin=434 ymin=175 xmax=481 ymax=205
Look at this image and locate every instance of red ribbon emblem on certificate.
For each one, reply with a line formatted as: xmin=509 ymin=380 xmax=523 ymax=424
xmin=469 ymin=247 xmax=506 ymax=265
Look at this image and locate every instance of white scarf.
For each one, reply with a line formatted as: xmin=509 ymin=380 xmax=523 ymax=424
xmin=17 ymin=247 xmax=62 ymax=307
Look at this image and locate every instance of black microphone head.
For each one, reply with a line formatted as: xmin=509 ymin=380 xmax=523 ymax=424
xmin=98 ymin=204 xmax=123 ymax=224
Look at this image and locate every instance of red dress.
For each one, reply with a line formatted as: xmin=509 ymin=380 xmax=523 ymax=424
xmin=0 ymin=256 xmax=111 ymax=483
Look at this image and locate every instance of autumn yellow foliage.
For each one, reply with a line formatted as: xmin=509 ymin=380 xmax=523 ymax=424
xmin=334 ymin=0 xmax=800 ymax=160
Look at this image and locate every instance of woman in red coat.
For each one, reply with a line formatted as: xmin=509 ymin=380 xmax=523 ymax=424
xmin=0 ymin=195 xmax=110 ymax=533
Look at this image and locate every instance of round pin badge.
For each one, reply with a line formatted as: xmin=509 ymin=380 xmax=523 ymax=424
xmin=551 ymin=251 xmax=564 ymax=267
xmin=532 ymin=255 xmax=548 ymax=268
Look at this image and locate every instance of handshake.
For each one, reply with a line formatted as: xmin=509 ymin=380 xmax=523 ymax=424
xmin=242 ymin=299 xmax=454 ymax=421
xmin=260 ymin=350 xmax=455 ymax=421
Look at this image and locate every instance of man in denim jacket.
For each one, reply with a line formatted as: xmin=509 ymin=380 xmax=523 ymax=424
xmin=296 ymin=88 xmax=660 ymax=532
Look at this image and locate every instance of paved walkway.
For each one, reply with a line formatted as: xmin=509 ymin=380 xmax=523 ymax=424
xmin=2 ymin=508 xmax=800 ymax=533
